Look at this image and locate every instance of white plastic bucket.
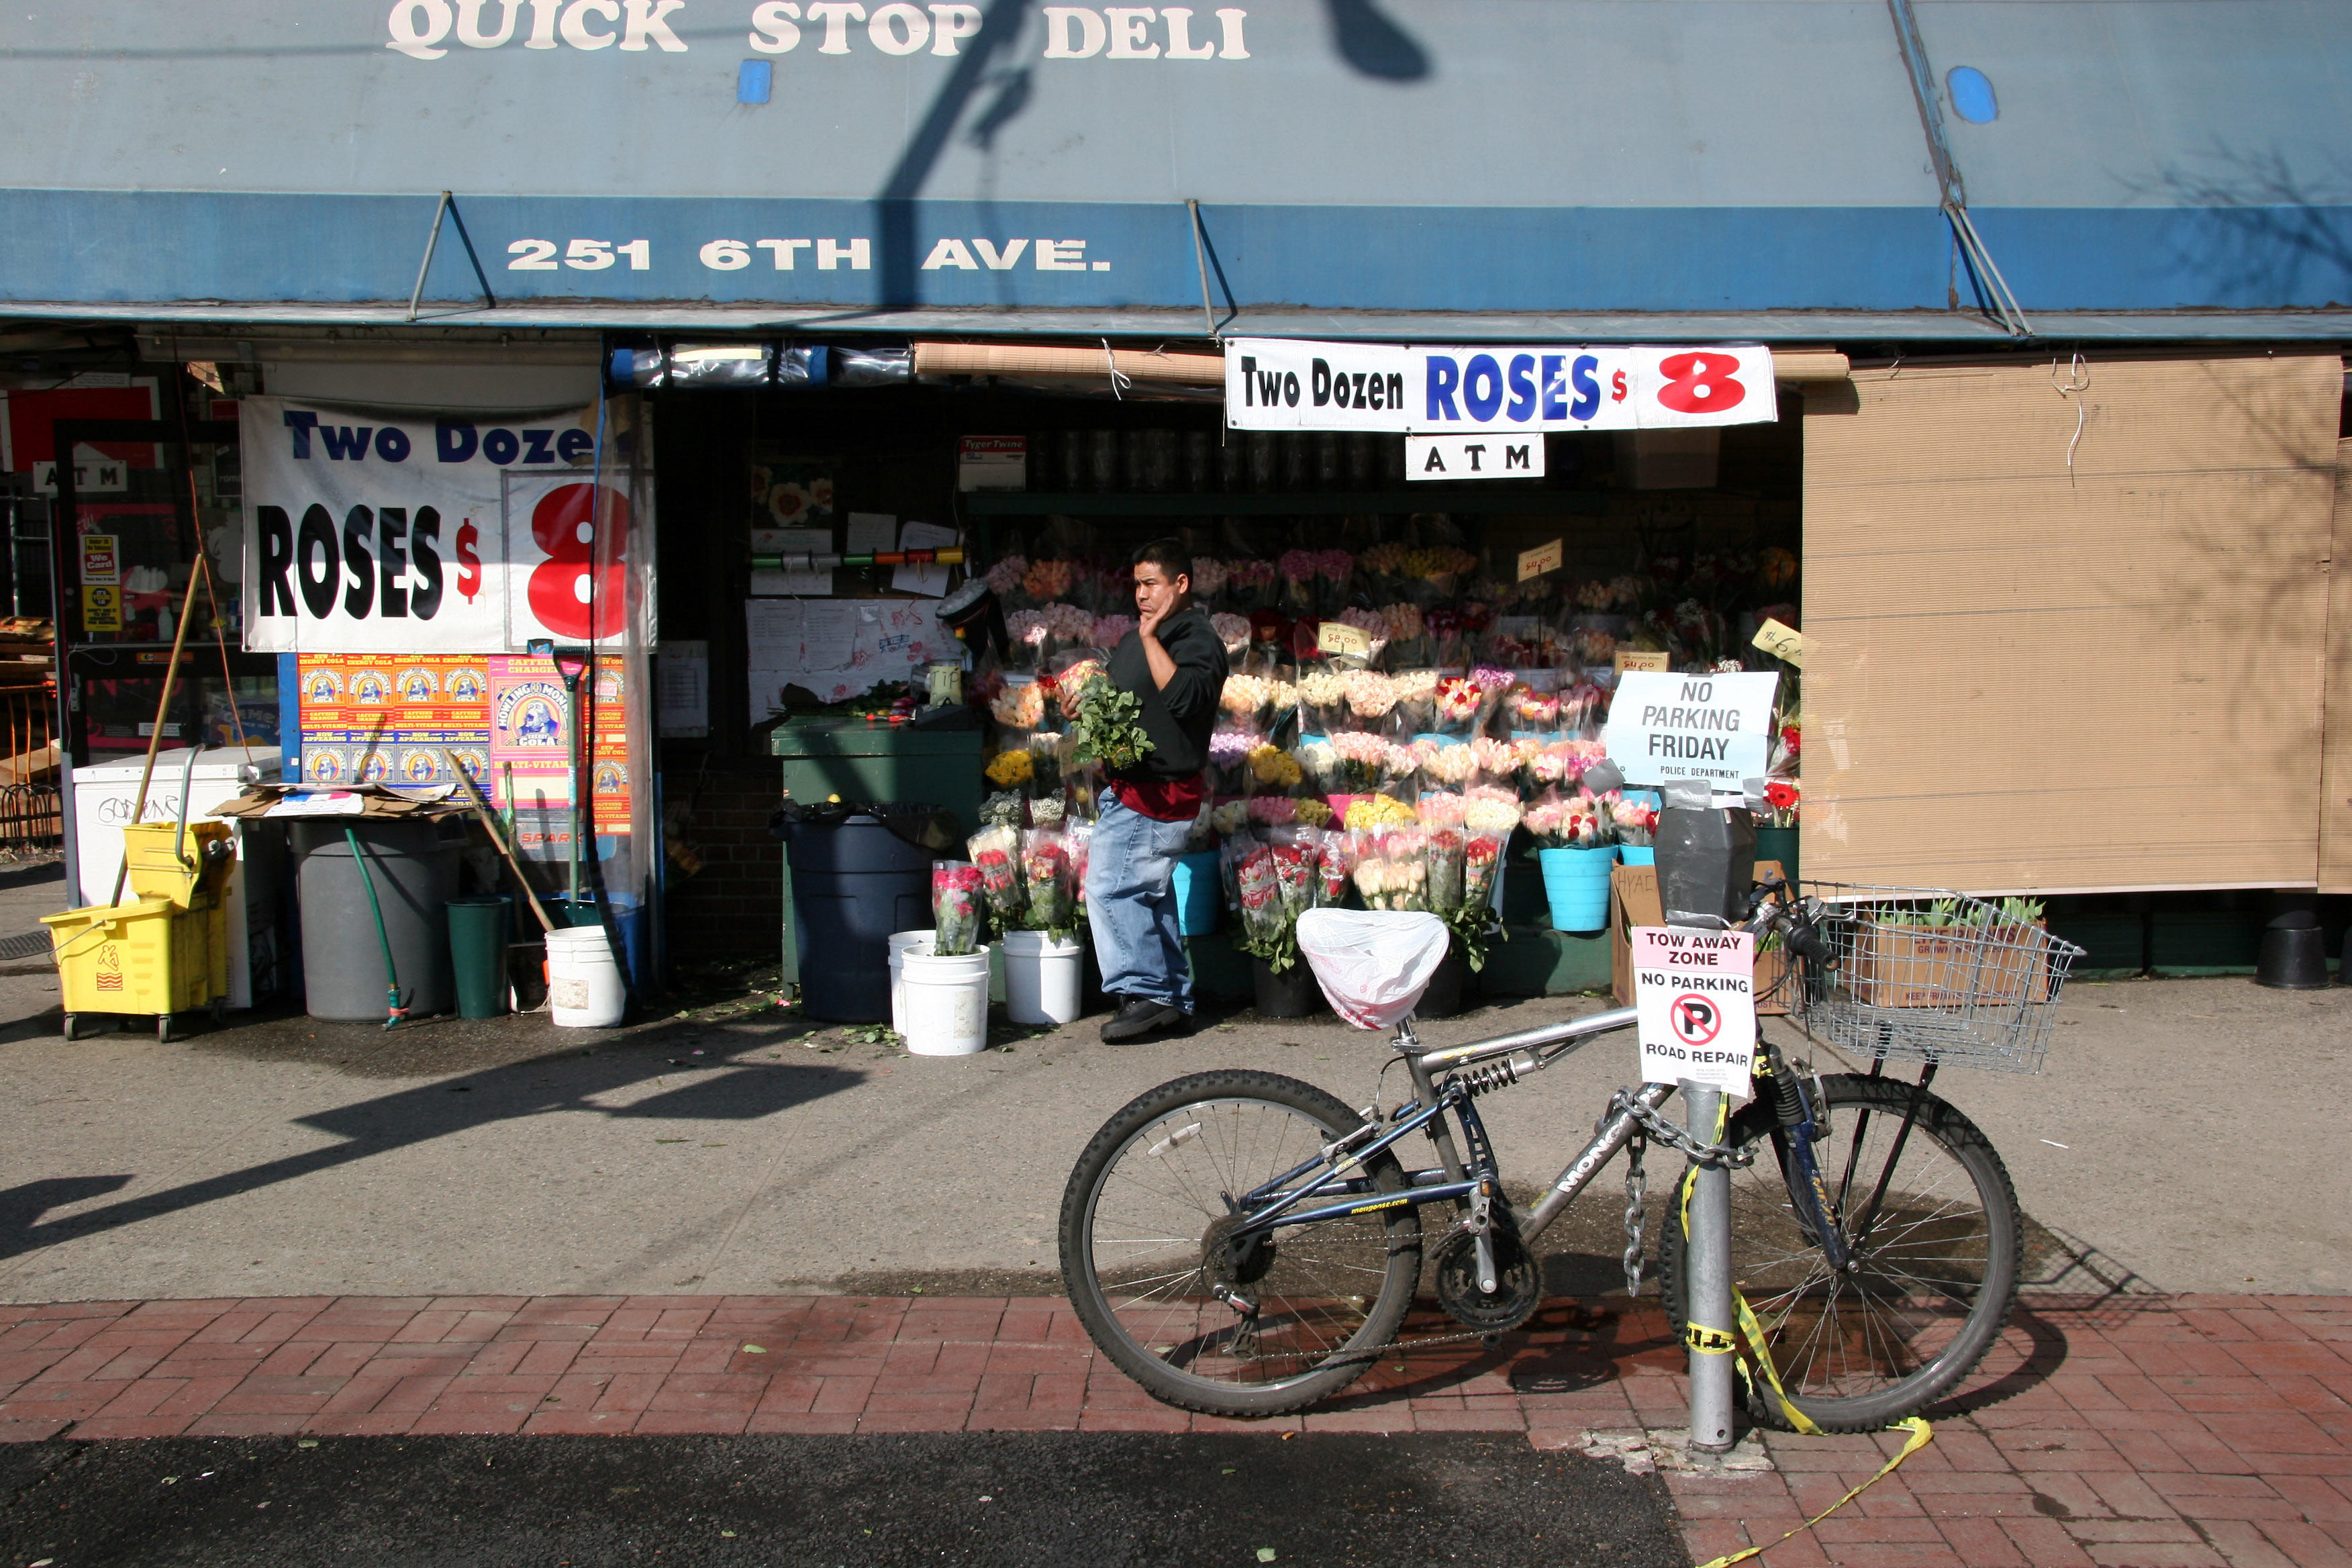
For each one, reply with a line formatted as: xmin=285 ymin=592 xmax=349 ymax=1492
xmin=887 ymin=929 xmax=934 ymax=1036
xmin=546 ymin=926 xmax=625 ymax=1028
xmin=1001 ymin=930 xmax=1084 ymax=1025
xmin=899 ymin=945 xmax=993 ymax=1055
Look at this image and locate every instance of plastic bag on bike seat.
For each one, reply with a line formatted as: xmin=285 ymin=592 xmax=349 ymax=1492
xmin=1296 ymin=909 xmax=1450 ymax=1030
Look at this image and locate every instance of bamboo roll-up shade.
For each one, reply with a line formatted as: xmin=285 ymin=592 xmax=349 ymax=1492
xmin=911 ymin=342 xmax=1224 ymax=385
xmin=2322 ymin=439 xmax=2352 ymax=893
xmin=1800 ymin=353 xmax=2341 ymax=893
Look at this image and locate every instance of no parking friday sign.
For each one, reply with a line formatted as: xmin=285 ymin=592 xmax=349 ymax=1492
xmin=1632 ymin=927 xmax=1757 ymax=1097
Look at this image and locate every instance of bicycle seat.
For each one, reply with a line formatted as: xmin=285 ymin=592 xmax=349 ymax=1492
xmin=1296 ymin=909 xmax=1451 ymax=1030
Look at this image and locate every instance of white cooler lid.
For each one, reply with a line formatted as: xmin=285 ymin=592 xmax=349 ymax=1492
xmin=74 ymin=744 xmax=283 ymax=784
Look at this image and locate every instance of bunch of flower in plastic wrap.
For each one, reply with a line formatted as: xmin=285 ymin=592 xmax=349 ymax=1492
xmin=1332 ymin=607 xmax=1392 ymax=663
xmin=1002 ymin=611 xmax=1049 ymax=670
xmin=1210 ymin=796 xmax=1251 ymax=843
xmin=1528 ymin=738 xmax=1607 ymax=794
xmin=1023 ymin=730 xmax=1067 ymax=795
xmin=1463 ymin=789 xmax=1522 ymax=838
xmin=1291 ymin=737 xmax=1336 ymax=794
xmin=1021 ymin=558 xmax=1075 ymax=602
xmin=1414 ymin=738 xmax=1478 ymax=790
xmin=1022 ymin=828 xmax=1077 ymax=936
xmin=1389 ymin=667 xmax=1439 ymax=731
xmin=989 ymin=678 xmax=1046 ymax=731
xmin=1358 ymin=540 xmax=1410 ymax=599
xmin=1462 ymin=828 xmax=1509 ymax=913
xmin=1248 ymin=742 xmax=1302 ymax=792
xmin=1248 ymin=793 xmax=1300 ymax=828
xmin=1063 ymin=817 xmax=1095 ymax=919
xmin=1293 ymin=796 xmax=1334 ymax=830
xmin=1424 ymin=822 xmax=1468 ymax=918
xmin=1316 ymin=548 xmax=1355 ymax=607
xmin=1192 ymin=557 xmax=1230 ymax=602
xmin=985 ymin=554 xmax=1029 ymax=603
xmin=1380 ymin=602 xmax=1430 ymax=664
xmin=980 ymin=791 xmax=1028 ymax=830
xmin=1557 ymin=680 xmax=1608 ymax=737
xmin=1089 ymin=613 xmax=1136 ymax=650
xmin=1030 ymin=795 xmax=1067 ymax=828
xmin=1344 ymin=792 xmax=1418 ymax=831
xmin=1207 ymin=728 xmax=1256 ymax=793
xmin=1295 ymin=667 xmax=1348 ymax=734
xmin=1211 ymin=611 xmax=1253 ymax=658
xmin=1434 ymin=675 xmax=1483 ymax=735
xmin=1522 ymin=791 xmax=1608 ymax=848
xmin=931 ymin=861 xmax=984 ymax=955
xmin=1277 ymin=548 xmax=1320 ymax=614
xmin=1310 ymin=826 xmax=1354 ymax=905
xmin=1469 ymin=736 xmax=1522 ymax=793
xmin=1351 ymin=826 xmax=1430 ymax=910
xmin=1328 ymin=730 xmax=1392 ymax=792
xmin=1224 ymin=557 xmax=1275 ymax=609
xmin=1342 ymin=668 xmax=1399 ymax=724
xmin=1041 ymin=602 xmax=1095 ymax=652
xmin=1571 ymin=626 xmax=1618 ymax=667
xmin=1220 ymin=672 xmax=1276 ymax=736
xmin=965 ymin=824 xmax=1026 ymax=932
xmin=1505 ymin=682 xmax=1563 ymax=738
xmin=984 ymin=747 xmax=1034 ymax=790
xmin=1613 ymin=793 xmax=1660 ymax=846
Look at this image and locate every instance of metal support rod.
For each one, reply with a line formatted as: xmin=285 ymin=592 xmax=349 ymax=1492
xmin=1683 ymin=1083 xmax=1736 ymax=1457
xmin=1187 ymin=199 xmax=1217 ymax=338
xmin=407 ymin=193 xmax=452 ymax=324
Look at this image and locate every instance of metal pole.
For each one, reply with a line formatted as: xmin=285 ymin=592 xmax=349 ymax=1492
xmin=1683 ymin=1082 xmax=1735 ymax=1457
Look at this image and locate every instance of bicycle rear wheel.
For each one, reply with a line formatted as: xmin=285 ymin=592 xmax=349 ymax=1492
xmin=1659 ymin=1072 xmax=2020 ymax=1433
xmin=1059 ymin=1070 xmax=1423 ymax=1418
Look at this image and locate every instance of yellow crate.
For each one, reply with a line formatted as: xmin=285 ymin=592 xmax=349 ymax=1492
xmin=42 ymin=897 xmax=226 ymax=1018
xmin=119 ymin=821 xmax=233 ymax=909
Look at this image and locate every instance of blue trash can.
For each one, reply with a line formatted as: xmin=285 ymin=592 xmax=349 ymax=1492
xmin=785 ymin=813 xmax=936 ymax=1022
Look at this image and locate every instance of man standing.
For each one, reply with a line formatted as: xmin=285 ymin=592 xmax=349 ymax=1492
xmin=1067 ymin=539 xmax=1228 ymax=1043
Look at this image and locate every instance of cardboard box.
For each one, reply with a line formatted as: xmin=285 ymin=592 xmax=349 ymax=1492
xmin=1845 ymin=920 xmax=2051 ymax=1008
xmin=1610 ymin=862 xmax=1790 ymax=1015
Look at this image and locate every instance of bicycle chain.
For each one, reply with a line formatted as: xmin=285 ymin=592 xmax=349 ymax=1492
xmin=1622 ymin=1133 xmax=1647 ymax=1297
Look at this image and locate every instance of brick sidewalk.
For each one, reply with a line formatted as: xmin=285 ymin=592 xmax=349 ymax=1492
xmin=1 ymin=1291 xmax=2346 ymax=1567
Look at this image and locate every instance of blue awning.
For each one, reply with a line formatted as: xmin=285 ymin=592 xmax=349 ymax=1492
xmin=1 ymin=1 xmax=2345 ymax=330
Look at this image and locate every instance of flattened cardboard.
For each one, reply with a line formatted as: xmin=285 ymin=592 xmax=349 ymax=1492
xmin=1803 ymin=354 xmax=2340 ymax=892
xmin=2323 ymin=439 xmax=2352 ymax=893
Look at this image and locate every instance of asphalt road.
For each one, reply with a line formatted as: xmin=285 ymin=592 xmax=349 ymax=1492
xmin=0 ymin=1432 xmax=1683 ymax=1568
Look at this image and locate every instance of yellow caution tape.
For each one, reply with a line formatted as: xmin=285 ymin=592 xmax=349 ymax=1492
xmin=1683 ymin=1323 xmax=1736 ymax=1356
xmin=1677 ymin=1097 xmax=1935 ymax=1568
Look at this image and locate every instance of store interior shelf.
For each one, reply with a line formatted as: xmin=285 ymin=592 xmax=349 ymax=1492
xmin=963 ymin=490 xmax=1610 ymax=517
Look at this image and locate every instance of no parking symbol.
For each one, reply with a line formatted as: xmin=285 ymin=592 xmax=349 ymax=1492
xmin=1630 ymin=926 xmax=1757 ymax=1099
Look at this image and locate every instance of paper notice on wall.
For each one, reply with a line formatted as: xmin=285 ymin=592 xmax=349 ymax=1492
xmin=1602 ymin=669 xmax=1779 ymax=789
xmin=746 ymin=599 xmax=804 ymax=668
xmin=844 ymin=512 xmax=897 ymax=556
xmin=802 ymin=602 xmax=860 ymax=669
xmin=891 ymin=521 xmax=959 ymax=597
xmin=1631 ymin=926 xmax=1757 ymax=1099
xmin=658 ymin=640 xmax=708 ymax=738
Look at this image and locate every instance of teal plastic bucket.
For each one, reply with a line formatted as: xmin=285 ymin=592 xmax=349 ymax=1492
xmin=1618 ymin=846 xmax=1655 ymax=866
xmin=1172 ymin=851 xmax=1221 ymax=935
xmin=1538 ymin=845 xmax=1618 ymax=932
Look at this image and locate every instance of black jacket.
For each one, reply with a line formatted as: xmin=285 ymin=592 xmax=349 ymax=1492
xmin=1104 ymin=604 xmax=1228 ymax=781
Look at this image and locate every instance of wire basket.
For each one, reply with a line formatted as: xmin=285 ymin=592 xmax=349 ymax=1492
xmin=1787 ymin=883 xmax=2086 ymax=1074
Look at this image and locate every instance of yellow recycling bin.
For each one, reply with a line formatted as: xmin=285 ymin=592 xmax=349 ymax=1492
xmin=118 ymin=820 xmax=234 ymax=909
xmin=44 ymin=893 xmax=229 ymax=1042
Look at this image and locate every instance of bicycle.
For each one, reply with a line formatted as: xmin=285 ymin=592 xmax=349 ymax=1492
xmin=1057 ymin=878 xmax=2083 ymax=1431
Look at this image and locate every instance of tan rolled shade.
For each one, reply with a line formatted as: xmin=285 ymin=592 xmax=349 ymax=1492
xmin=912 ymin=342 xmax=1224 ymax=385
xmin=1800 ymin=353 xmax=2341 ymax=893
xmin=2323 ymin=439 xmax=2352 ymax=893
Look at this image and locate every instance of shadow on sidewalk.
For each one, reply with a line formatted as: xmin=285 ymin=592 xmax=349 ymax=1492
xmin=0 ymin=1014 xmax=862 ymax=1265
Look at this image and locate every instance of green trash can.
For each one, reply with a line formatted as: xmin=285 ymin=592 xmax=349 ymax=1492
xmin=447 ymin=896 xmax=513 ymax=1018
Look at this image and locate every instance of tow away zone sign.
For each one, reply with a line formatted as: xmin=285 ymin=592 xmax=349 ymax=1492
xmin=1632 ymin=926 xmax=1757 ymax=1099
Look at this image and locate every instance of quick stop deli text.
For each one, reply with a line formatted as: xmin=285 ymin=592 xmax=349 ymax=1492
xmin=238 ymin=397 xmax=651 ymax=655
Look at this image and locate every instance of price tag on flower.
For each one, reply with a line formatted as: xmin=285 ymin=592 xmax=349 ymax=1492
xmin=1751 ymin=617 xmax=1804 ymax=667
xmin=1516 ymin=538 xmax=1563 ymax=583
xmin=1630 ymin=926 xmax=1757 ymax=1099
xmin=1316 ymin=620 xmax=1373 ymax=658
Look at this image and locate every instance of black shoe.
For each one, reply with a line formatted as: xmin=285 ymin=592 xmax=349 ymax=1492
xmin=1099 ymin=997 xmax=1187 ymax=1043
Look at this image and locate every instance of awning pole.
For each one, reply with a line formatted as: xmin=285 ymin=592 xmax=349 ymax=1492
xmin=405 ymin=192 xmax=452 ymax=325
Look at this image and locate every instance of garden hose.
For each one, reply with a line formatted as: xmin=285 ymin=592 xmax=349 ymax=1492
xmin=343 ymin=826 xmax=408 ymax=1029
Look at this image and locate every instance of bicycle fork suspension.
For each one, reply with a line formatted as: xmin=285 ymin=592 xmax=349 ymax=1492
xmin=1759 ymin=1043 xmax=1851 ymax=1273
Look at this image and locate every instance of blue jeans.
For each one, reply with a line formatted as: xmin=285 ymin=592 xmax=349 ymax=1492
xmin=1086 ymin=794 xmax=1196 ymax=1012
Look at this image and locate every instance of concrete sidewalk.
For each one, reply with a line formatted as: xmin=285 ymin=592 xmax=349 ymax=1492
xmin=0 ymin=927 xmax=2344 ymax=1303
xmin=2 ymin=1289 xmax=2348 ymax=1567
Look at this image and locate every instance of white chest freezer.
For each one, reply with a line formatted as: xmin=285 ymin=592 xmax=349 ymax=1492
xmin=68 ymin=745 xmax=285 ymax=1009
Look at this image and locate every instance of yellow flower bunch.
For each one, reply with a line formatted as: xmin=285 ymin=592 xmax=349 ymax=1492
xmin=985 ymin=749 xmax=1034 ymax=787
xmin=1293 ymin=798 xmax=1333 ymax=828
xmin=1248 ymin=744 xmax=1302 ymax=787
xmin=1345 ymin=795 xmax=1418 ymax=830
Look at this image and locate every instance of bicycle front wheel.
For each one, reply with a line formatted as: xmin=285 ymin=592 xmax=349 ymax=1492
xmin=1058 ymin=1071 xmax=1423 ymax=1418
xmin=1660 ymin=1072 xmax=2020 ymax=1433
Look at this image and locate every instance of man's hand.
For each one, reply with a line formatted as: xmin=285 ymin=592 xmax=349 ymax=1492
xmin=1137 ymin=598 xmax=1171 ymax=643
xmin=1056 ymin=682 xmax=1082 ymax=720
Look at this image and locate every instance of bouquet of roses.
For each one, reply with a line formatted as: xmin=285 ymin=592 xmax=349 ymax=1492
xmin=1434 ymin=675 xmax=1483 ymax=735
xmin=1065 ymin=667 xmax=1155 ymax=772
xmin=1295 ymin=667 xmax=1348 ymax=734
xmin=1311 ymin=826 xmax=1354 ymax=906
xmin=1208 ymin=728 xmax=1256 ymax=794
xmin=931 ymin=861 xmax=984 ymax=955
xmin=1211 ymin=611 xmax=1253 ymax=658
xmin=1522 ymin=791 xmax=1608 ymax=849
xmin=1248 ymin=742 xmax=1303 ymax=792
xmin=1425 ymin=825 xmax=1467 ymax=918
xmin=1462 ymin=829 xmax=1508 ymax=914
xmin=1463 ymin=789 xmax=1523 ymax=838
xmin=1063 ymin=817 xmax=1094 ymax=922
xmin=1612 ymin=793 xmax=1660 ymax=846
xmin=1022 ymin=828 xmax=1077 ymax=937
xmin=965 ymin=825 xmax=1026 ymax=932
xmin=1277 ymin=548 xmax=1320 ymax=615
xmin=1469 ymin=736 xmax=1522 ymax=793
xmin=1224 ymin=556 xmax=1275 ymax=610
xmin=1416 ymin=738 xmax=1478 ymax=789
xmin=1351 ymin=826 xmax=1430 ymax=911
xmin=1344 ymin=792 xmax=1418 ymax=831
xmin=1329 ymin=730 xmax=1393 ymax=792
xmin=1506 ymin=683 xmax=1562 ymax=738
